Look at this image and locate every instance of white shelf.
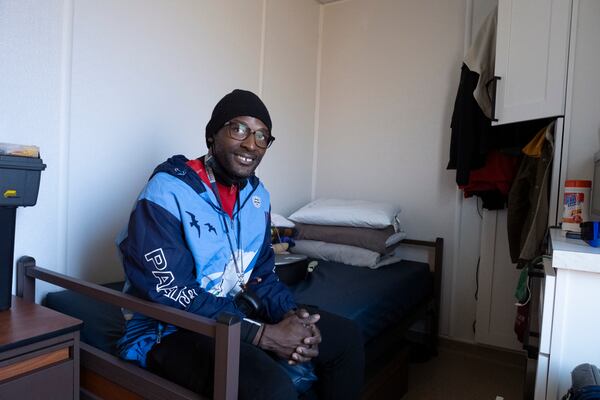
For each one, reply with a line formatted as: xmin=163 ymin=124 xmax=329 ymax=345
xmin=550 ymin=228 xmax=600 ymax=273
xmin=538 ymin=228 xmax=600 ymax=399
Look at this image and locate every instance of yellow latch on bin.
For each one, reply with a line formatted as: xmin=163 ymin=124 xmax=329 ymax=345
xmin=3 ymin=190 xmax=17 ymax=198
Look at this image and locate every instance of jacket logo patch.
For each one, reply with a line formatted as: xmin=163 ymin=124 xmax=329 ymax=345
xmin=185 ymin=211 xmax=201 ymax=238
xmin=252 ymin=195 xmax=261 ymax=208
xmin=204 ymin=222 xmax=217 ymax=235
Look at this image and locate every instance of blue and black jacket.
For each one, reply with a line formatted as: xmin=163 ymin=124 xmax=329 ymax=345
xmin=116 ymin=155 xmax=296 ymax=366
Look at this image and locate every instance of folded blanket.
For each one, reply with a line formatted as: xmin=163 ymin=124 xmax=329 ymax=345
xmin=295 ymin=223 xmax=406 ymax=254
xmin=291 ymin=240 xmax=403 ymax=269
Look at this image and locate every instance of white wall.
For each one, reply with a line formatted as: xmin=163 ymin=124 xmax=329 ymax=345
xmin=259 ymin=0 xmax=320 ymax=216
xmin=1 ymin=0 xmax=67 ymax=297
xmin=68 ymin=0 xmax=267 ymax=283
xmin=3 ymin=0 xmax=319 ymax=291
xmin=565 ymin=0 xmax=600 ymax=181
xmin=315 ymin=0 xmax=467 ymax=338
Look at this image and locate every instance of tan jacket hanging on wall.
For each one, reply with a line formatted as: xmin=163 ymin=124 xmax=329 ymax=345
xmin=507 ymin=121 xmax=555 ymax=264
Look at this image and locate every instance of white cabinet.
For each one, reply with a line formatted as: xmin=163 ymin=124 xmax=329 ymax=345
xmin=493 ymin=0 xmax=572 ymax=125
xmin=534 ymin=229 xmax=600 ymax=399
xmin=475 ymin=209 xmax=523 ymax=351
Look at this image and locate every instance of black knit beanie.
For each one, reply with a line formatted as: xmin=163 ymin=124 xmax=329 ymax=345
xmin=205 ymin=89 xmax=272 ymax=147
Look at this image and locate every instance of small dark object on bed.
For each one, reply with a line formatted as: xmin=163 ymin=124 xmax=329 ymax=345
xmin=274 ymin=253 xmax=309 ymax=285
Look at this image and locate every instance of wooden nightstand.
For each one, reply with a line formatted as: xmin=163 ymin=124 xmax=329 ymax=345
xmin=0 ymin=295 xmax=82 ymax=399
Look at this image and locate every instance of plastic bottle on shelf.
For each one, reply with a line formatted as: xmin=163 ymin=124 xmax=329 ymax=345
xmin=562 ymin=180 xmax=592 ymax=232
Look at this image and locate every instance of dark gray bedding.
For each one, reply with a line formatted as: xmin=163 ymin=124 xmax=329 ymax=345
xmin=292 ymin=260 xmax=432 ymax=342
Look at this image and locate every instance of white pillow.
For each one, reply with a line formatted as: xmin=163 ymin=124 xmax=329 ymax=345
xmin=291 ymin=240 xmax=403 ymax=269
xmin=270 ymin=213 xmax=295 ymax=228
xmin=288 ymin=198 xmax=401 ymax=229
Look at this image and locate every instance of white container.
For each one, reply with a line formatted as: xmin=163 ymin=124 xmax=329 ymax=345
xmin=562 ymin=180 xmax=592 ymax=232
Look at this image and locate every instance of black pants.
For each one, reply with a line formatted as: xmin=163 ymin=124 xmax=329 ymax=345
xmin=147 ymin=310 xmax=364 ymax=400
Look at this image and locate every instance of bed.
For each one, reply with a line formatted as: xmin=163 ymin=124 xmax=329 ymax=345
xmin=16 ymin=237 xmax=442 ymax=400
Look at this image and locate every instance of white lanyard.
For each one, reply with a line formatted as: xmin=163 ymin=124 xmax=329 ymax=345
xmin=205 ymin=162 xmax=246 ymax=291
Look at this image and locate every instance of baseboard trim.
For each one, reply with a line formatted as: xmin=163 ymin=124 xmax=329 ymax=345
xmin=438 ymin=337 xmax=527 ymax=369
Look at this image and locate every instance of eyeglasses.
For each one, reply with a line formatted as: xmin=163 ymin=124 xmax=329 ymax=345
xmin=223 ymin=121 xmax=275 ymax=149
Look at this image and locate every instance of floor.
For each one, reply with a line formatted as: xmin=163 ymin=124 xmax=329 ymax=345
xmin=368 ymin=339 xmax=527 ymax=400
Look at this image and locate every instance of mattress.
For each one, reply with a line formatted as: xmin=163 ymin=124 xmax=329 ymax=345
xmin=292 ymin=260 xmax=432 ymax=342
xmin=43 ymin=259 xmax=432 ymax=353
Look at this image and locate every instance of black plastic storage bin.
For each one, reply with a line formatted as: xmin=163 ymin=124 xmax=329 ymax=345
xmin=0 ymin=154 xmax=46 ymax=311
xmin=0 ymin=155 xmax=46 ymax=207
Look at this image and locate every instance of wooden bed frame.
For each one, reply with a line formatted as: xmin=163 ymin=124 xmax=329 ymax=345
xmin=15 ymin=237 xmax=443 ymax=400
xmin=361 ymin=238 xmax=443 ymax=398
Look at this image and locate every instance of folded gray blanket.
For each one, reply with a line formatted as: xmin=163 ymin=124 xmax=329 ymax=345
xmin=295 ymin=223 xmax=403 ymax=254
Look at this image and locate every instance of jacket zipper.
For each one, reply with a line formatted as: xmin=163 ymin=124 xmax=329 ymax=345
xmin=156 ymin=323 xmax=164 ymax=344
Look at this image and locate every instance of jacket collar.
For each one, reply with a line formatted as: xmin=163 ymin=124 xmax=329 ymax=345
xmin=151 ymin=155 xmax=260 ymax=195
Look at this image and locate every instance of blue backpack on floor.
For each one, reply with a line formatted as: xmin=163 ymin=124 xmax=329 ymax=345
xmin=563 ymin=364 xmax=600 ymax=400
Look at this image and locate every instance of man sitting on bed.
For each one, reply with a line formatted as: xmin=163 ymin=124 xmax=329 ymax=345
xmin=116 ymin=89 xmax=364 ymax=399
